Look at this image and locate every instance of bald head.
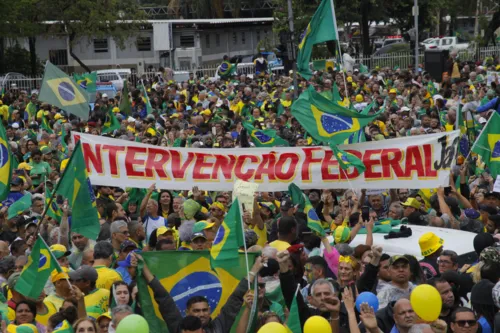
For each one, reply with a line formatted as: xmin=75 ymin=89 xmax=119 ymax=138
xmin=393 ymin=299 xmax=415 ymax=330
xmin=0 ymin=241 xmax=9 ymax=259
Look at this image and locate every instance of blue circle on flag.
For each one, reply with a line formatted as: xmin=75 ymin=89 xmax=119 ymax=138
xmin=39 ymin=254 xmax=47 ymax=268
xmin=58 ymin=82 xmax=76 ymax=102
xmin=254 ymin=131 xmax=272 ymax=143
xmin=493 ymin=141 xmax=500 ymax=158
xmin=213 ymin=225 xmax=226 ymax=246
xmin=0 ymin=143 xmax=8 ymax=168
xmin=170 ymin=272 xmax=222 ymax=316
xmin=321 ymin=114 xmax=353 ymax=134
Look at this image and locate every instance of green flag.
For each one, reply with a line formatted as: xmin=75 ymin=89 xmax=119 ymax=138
xmin=242 ymin=121 xmax=289 ymax=147
xmin=102 ymin=108 xmax=120 ymax=134
xmin=0 ymin=121 xmax=12 ymax=202
xmin=137 ymin=251 xmax=257 ymax=333
xmin=288 ymin=183 xmax=325 ymax=236
xmin=330 ymin=144 xmax=366 ymax=174
xmin=123 ymin=188 xmax=146 ymax=211
xmin=26 ymin=102 xmax=37 ymax=121
xmin=140 ymin=83 xmax=153 ymax=115
xmin=210 ymin=198 xmax=244 ymax=271
xmin=359 ymin=63 xmax=369 ymax=74
xmin=72 ymin=72 xmax=97 ymax=93
xmin=471 ymin=112 xmax=500 ymax=178
xmin=286 ymin=287 xmax=302 ymax=333
xmin=292 ymin=86 xmax=381 ymax=145
xmin=15 ymin=236 xmax=63 ymax=299
xmin=7 ymin=193 xmax=32 ymax=220
xmin=41 ymin=112 xmax=53 ymax=134
xmin=55 ymin=141 xmax=100 ymax=240
xmin=60 ymin=125 xmax=68 ymax=155
xmin=119 ymin=80 xmax=132 ymax=116
xmin=297 ymin=0 xmax=338 ymax=79
xmin=53 ymin=320 xmax=74 ymax=333
xmin=45 ymin=184 xmax=62 ymax=224
xmin=39 ymin=62 xmax=90 ymax=120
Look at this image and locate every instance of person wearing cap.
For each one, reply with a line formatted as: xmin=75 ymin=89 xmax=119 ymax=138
xmin=69 ymin=265 xmax=110 ymax=320
xmin=92 ymin=241 xmax=122 ymax=291
xmin=96 ymin=312 xmax=112 ymax=333
xmin=418 ymin=232 xmax=444 ymax=280
xmin=115 ymin=240 xmax=139 ymax=285
xmin=190 ymin=232 xmax=208 ymax=251
xmin=45 ymin=267 xmax=72 ymax=311
xmin=50 ymin=244 xmax=71 ymax=268
xmin=192 ymin=221 xmax=216 ymax=243
xmin=377 ymin=255 xmax=414 ymax=310
xmin=401 ymin=197 xmax=421 ymax=218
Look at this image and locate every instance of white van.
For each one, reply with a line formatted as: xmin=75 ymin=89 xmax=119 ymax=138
xmin=96 ymin=69 xmax=131 ymax=91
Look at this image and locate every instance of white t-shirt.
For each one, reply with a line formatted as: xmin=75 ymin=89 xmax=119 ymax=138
xmin=143 ymin=215 xmax=167 ymax=242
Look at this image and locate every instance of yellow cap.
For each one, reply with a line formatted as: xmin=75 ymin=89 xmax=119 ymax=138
xmin=51 ymin=267 xmax=70 ymax=282
xmin=54 ymin=113 xmax=64 ymax=120
xmin=355 ymin=94 xmax=364 ymax=103
xmin=389 ymin=88 xmax=397 ymax=94
xmin=113 ymin=107 xmax=120 ymax=113
xmin=401 ymin=198 xmax=421 ymax=209
xmin=170 ymin=113 xmax=180 ymax=118
xmin=352 ymin=82 xmax=358 ymax=89
xmin=156 ymin=226 xmax=174 ymax=237
xmin=17 ymin=162 xmax=32 ymax=171
xmin=200 ymin=109 xmax=212 ymax=116
xmin=419 ymin=232 xmax=444 ymax=256
xmin=346 ymin=77 xmax=353 ymax=83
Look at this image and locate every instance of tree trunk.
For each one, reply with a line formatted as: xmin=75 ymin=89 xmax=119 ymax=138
xmin=483 ymin=9 xmax=500 ymax=46
xmin=361 ymin=0 xmax=370 ymax=57
xmin=28 ymin=37 xmax=37 ymax=76
xmin=69 ymin=33 xmax=91 ymax=72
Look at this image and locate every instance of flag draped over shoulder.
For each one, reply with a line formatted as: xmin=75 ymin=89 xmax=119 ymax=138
xmin=137 ymin=251 xmax=256 ymax=333
xmin=297 ymin=0 xmax=338 ymax=79
xmin=15 ymin=236 xmax=63 ymax=299
xmin=0 ymin=122 xmax=12 ymax=201
xmin=73 ymin=72 xmax=97 ymax=93
xmin=471 ymin=112 xmax=500 ymax=178
xmin=210 ymin=198 xmax=244 ymax=271
xmin=292 ymin=86 xmax=381 ymax=145
xmin=242 ymin=121 xmax=289 ymax=147
xmin=288 ymin=183 xmax=325 ymax=236
xmin=330 ymin=144 xmax=366 ymax=174
xmin=55 ymin=142 xmax=100 ymax=240
xmin=39 ymin=62 xmax=90 ymax=120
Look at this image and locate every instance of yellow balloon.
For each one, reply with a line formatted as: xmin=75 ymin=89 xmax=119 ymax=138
xmin=410 ymin=284 xmax=443 ymax=322
xmin=304 ymin=316 xmax=332 ymax=333
xmin=257 ymin=322 xmax=288 ymax=333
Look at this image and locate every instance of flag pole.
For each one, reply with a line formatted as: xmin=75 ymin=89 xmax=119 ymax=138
xmin=239 ymin=200 xmax=252 ymax=291
xmin=38 ymin=234 xmax=73 ymax=290
xmin=329 ymin=0 xmax=349 ymax=100
xmin=465 ymin=112 xmax=494 ymax=160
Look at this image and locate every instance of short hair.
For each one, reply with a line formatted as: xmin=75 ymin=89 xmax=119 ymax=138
xmin=427 ymin=277 xmax=449 ymax=288
xmin=187 ymin=296 xmax=209 ymax=309
xmin=277 ymin=216 xmax=297 ymax=236
xmin=10 ymin=239 xmax=26 ymax=255
xmin=306 ymin=256 xmax=328 ymax=275
xmin=451 ymin=307 xmax=476 ymax=322
xmin=94 ymin=241 xmax=114 ymax=260
xmin=441 ymin=250 xmax=458 ymax=264
xmin=156 ymin=239 xmax=174 ymax=251
xmin=310 ymin=278 xmax=335 ymax=296
xmin=129 ymin=221 xmax=142 ymax=235
xmin=480 ymin=261 xmax=500 ymax=283
xmin=111 ymin=305 xmax=134 ymax=325
xmin=262 ymin=246 xmax=277 ymax=259
xmin=180 ymin=316 xmax=202 ymax=331
xmin=380 ymin=253 xmax=391 ymax=262
xmin=106 ymin=202 xmax=118 ymax=219
xmin=110 ymin=220 xmax=128 ymax=234
xmin=389 ymin=202 xmax=404 ymax=219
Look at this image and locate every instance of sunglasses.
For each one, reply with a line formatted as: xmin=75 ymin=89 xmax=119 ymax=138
xmin=455 ymin=320 xmax=477 ymax=327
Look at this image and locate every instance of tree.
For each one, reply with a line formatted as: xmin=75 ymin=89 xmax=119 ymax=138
xmin=42 ymin=0 xmax=147 ymax=71
xmin=3 ymin=44 xmax=44 ymax=75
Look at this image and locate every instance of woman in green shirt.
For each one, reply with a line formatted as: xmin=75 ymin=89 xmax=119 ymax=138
xmin=29 ymin=149 xmax=51 ymax=187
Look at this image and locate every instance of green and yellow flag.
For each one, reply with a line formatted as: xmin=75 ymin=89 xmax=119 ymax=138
xmin=471 ymin=112 xmax=500 ymax=178
xmin=330 ymin=144 xmax=366 ymax=174
xmin=55 ymin=141 xmax=100 ymax=240
xmin=7 ymin=193 xmax=32 ymax=220
xmin=292 ymin=86 xmax=381 ymax=145
xmin=0 ymin=121 xmax=12 ymax=202
xmin=41 ymin=112 xmax=53 ymax=134
xmin=137 ymin=251 xmax=256 ymax=333
xmin=45 ymin=184 xmax=62 ymax=224
xmin=297 ymin=0 xmax=338 ymax=79
xmin=140 ymin=83 xmax=154 ymax=114
xmin=53 ymin=320 xmax=74 ymax=333
xmin=102 ymin=108 xmax=120 ymax=134
xmin=15 ymin=236 xmax=63 ymax=299
xmin=39 ymin=62 xmax=90 ymax=120
xmin=242 ymin=121 xmax=289 ymax=147
xmin=288 ymin=183 xmax=325 ymax=236
xmin=26 ymin=102 xmax=37 ymax=121
xmin=210 ymin=198 xmax=244 ymax=271
xmin=73 ymin=72 xmax=97 ymax=93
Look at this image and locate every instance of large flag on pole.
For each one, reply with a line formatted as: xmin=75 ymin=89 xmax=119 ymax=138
xmin=288 ymin=183 xmax=325 ymax=236
xmin=0 ymin=121 xmax=12 ymax=202
xmin=471 ymin=112 xmax=500 ymax=178
xmin=72 ymin=72 xmax=97 ymax=93
xmin=39 ymin=62 xmax=90 ymax=120
xmin=296 ymin=0 xmax=339 ymax=79
xmin=242 ymin=121 xmax=290 ymax=147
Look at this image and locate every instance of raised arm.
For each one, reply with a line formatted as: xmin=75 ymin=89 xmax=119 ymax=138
xmin=140 ymin=183 xmax=156 ymax=218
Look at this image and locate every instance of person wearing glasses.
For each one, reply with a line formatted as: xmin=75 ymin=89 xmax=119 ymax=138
xmin=438 ymin=250 xmax=459 ymax=274
xmin=450 ymin=308 xmax=478 ymax=333
xmin=110 ymin=220 xmax=130 ymax=256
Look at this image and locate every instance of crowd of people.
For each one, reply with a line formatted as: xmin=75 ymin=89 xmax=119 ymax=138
xmin=0 ymin=50 xmax=500 ymax=333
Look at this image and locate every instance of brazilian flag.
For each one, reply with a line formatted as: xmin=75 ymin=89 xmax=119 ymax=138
xmin=45 ymin=185 xmax=62 ymax=224
xmin=288 ymin=183 xmax=325 ymax=236
xmin=242 ymin=121 xmax=289 ymax=147
xmin=53 ymin=320 xmax=73 ymax=333
xmin=137 ymin=251 xmax=257 ymax=333
xmin=102 ymin=108 xmax=120 ymax=134
xmin=26 ymin=102 xmax=37 ymax=121
xmin=39 ymin=62 xmax=90 ymax=120
xmin=41 ymin=112 xmax=54 ymax=134
xmin=292 ymin=86 xmax=381 ymax=145
xmin=330 ymin=144 xmax=366 ymax=174
xmin=55 ymin=141 xmax=100 ymax=240
xmin=73 ymin=72 xmax=97 ymax=93
xmin=471 ymin=112 xmax=500 ymax=178
xmin=7 ymin=193 xmax=32 ymax=220
xmin=296 ymin=0 xmax=339 ymax=79
xmin=0 ymin=122 xmax=12 ymax=202
xmin=15 ymin=236 xmax=63 ymax=299
xmin=140 ymin=83 xmax=154 ymax=115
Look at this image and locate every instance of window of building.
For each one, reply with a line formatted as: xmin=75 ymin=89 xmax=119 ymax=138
xmin=93 ymin=39 xmax=109 ymax=53
xmin=180 ymin=35 xmax=195 ymax=47
xmin=205 ymin=34 xmax=210 ymax=48
xmin=233 ymin=32 xmax=237 ymax=45
xmin=48 ymin=50 xmax=68 ymax=66
xmin=137 ymin=37 xmax=151 ymax=51
xmin=215 ymin=33 xmax=221 ymax=47
xmin=256 ymin=31 xmax=261 ymax=41
xmin=241 ymin=32 xmax=246 ymax=45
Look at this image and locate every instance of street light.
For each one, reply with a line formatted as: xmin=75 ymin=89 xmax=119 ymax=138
xmin=443 ymin=15 xmax=451 ymax=36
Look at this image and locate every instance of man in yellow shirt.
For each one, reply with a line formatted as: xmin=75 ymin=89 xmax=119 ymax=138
xmin=92 ymin=242 xmax=122 ymax=290
xmin=45 ymin=268 xmax=72 ymax=311
xmin=69 ymin=265 xmax=110 ymax=320
xmin=269 ymin=215 xmax=298 ymax=252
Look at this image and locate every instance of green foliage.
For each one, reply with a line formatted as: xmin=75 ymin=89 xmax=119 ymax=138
xmin=3 ymin=44 xmax=43 ymax=75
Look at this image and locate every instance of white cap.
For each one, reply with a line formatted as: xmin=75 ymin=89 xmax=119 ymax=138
xmin=479 ymin=117 xmax=487 ymax=124
xmin=400 ymin=106 xmax=411 ymax=112
xmin=127 ymin=117 xmax=135 ymax=122
xmin=102 ymin=93 xmax=108 ymax=98
xmin=12 ymin=123 xmax=19 ymax=129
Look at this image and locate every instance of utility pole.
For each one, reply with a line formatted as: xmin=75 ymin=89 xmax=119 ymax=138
xmin=413 ymin=0 xmax=419 ymax=75
xmin=287 ymin=0 xmax=298 ymax=98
